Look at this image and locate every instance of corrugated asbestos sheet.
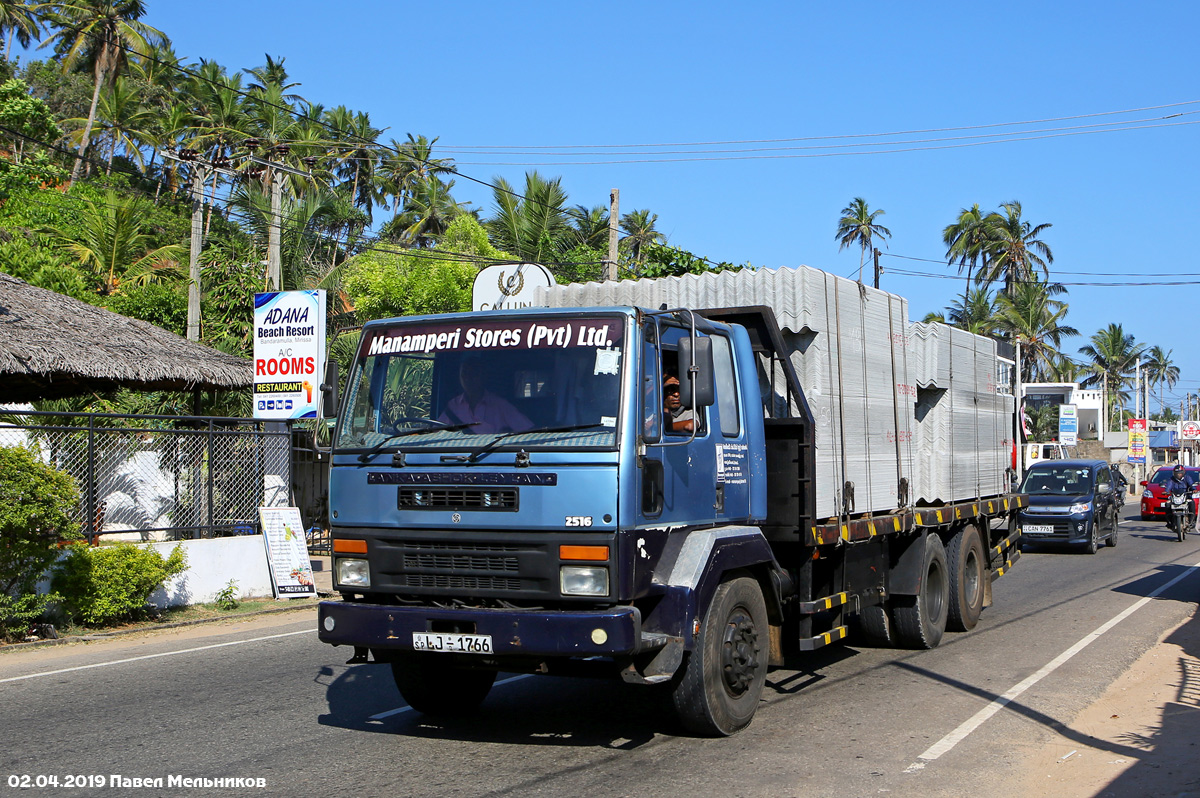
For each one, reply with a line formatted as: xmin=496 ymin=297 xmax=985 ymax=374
xmin=539 ymin=267 xmax=1010 ymax=522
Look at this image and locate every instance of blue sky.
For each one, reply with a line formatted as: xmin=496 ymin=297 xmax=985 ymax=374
xmin=31 ymin=2 xmax=1200 ymax=412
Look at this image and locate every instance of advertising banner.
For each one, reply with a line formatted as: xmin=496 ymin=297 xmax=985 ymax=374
xmin=472 ymin=262 xmax=555 ymax=311
xmin=1182 ymin=421 xmax=1200 ymax=441
xmin=1128 ymin=418 xmax=1148 ymax=465
xmin=1058 ymin=404 xmax=1078 ymax=446
xmin=258 ymin=506 xmax=316 ymax=599
xmin=253 ymin=290 xmax=326 ymax=419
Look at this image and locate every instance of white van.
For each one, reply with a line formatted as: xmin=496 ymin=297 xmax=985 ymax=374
xmin=1024 ymin=442 xmax=1068 ymax=471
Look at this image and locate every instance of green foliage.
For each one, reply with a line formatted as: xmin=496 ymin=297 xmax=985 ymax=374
xmin=215 ymin=579 xmax=239 ymax=611
xmin=104 ymin=281 xmax=187 ymax=335
xmin=0 ymin=78 xmax=61 ymax=148
xmin=344 ymin=216 xmax=493 ymax=321
xmin=51 ymin=543 xmax=187 ymax=626
xmin=637 ymin=243 xmax=742 ymax=279
xmin=0 ymin=593 xmax=60 ymax=641
xmin=0 ymin=445 xmax=81 ymax=598
xmin=553 ymin=244 xmax=604 ymax=284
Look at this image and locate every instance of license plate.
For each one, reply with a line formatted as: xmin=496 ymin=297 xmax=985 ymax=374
xmin=1023 ymin=524 xmax=1053 ymax=535
xmin=412 ymin=632 xmax=493 ymax=654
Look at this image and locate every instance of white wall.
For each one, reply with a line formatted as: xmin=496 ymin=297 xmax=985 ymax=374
xmin=147 ymin=535 xmax=275 ymax=608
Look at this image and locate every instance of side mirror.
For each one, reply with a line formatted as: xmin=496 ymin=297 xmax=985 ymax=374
xmin=1097 ymin=482 xmax=1111 ymax=494
xmin=320 ymin=361 xmax=339 ymax=419
xmin=1139 ymin=480 xmax=1149 ymax=487
xmin=678 ymin=335 xmax=715 ymax=409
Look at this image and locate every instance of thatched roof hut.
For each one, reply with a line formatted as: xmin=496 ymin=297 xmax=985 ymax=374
xmin=0 ymin=272 xmax=253 ymax=401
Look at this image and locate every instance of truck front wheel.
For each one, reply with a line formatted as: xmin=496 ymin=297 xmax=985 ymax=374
xmin=390 ymin=654 xmax=496 ymax=716
xmin=893 ymin=534 xmax=949 ymax=649
xmin=672 ymin=576 xmax=768 ymax=736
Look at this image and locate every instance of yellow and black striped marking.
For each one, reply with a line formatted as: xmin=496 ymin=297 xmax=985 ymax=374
xmin=798 ymin=591 xmax=851 ymax=614
xmin=797 ymin=625 xmax=849 ymax=651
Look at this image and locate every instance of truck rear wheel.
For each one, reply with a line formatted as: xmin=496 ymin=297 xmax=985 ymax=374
xmin=893 ymin=534 xmax=949 ymax=649
xmin=946 ymin=524 xmax=985 ymax=632
xmin=853 ymin=605 xmax=895 ymax=647
xmin=390 ymin=654 xmax=496 ymax=716
xmin=672 ymin=576 xmax=768 ymax=736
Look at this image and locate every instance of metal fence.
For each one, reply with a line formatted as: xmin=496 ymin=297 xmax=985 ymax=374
xmin=0 ymin=410 xmax=292 ymax=542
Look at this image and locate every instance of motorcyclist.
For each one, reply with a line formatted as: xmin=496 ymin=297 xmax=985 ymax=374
xmin=1164 ymin=464 xmax=1197 ymax=532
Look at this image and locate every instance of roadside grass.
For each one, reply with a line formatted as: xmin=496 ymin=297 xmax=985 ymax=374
xmin=5 ymin=597 xmax=321 ymax=646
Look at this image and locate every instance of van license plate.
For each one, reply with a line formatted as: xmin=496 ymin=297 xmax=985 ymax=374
xmin=1024 ymin=524 xmax=1053 ymax=535
xmin=412 ymin=632 xmax=493 ymax=654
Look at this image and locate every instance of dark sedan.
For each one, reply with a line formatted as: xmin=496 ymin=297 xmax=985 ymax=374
xmin=1019 ymin=459 xmax=1120 ymax=553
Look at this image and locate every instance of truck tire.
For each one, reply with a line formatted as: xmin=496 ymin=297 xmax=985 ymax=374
xmin=671 ymin=576 xmax=768 ymax=736
xmin=390 ymin=654 xmax=496 ymax=716
xmin=946 ymin=524 xmax=985 ymax=632
xmin=854 ymin=605 xmax=895 ymax=647
xmin=893 ymin=535 xmax=949 ymax=649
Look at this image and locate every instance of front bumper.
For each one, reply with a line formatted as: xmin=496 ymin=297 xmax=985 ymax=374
xmin=317 ymin=600 xmax=645 ymax=658
xmin=1019 ymin=513 xmax=1094 ymax=545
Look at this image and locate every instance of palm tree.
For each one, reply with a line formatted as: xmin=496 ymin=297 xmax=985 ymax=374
xmin=63 ymin=76 xmax=153 ymax=173
xmin=620 ymin=208 xmax=663 ymax=265
xmin=1 ymin=0 xmax=43 ymax=59
xmin=385 ymin=174 xmax=466 ymax=248
xmin=1079 ymin=323 xmax=1143 ymax=432
xmin=486 ymin=171 xmax=572 ymax=263
xmin=39 ymin=0 xmax=168 ymax=182
xmin=994 ymin=279 xmax=1078 ymax=382
xmin=1143 ymin=345 xmax=1180 ymax=418
xmin=377 ymin=134 xmax=454 ymax=218
xmin=946 ymin=286 xmax=1000 ymax=336
xmin=40 ymin=189 xmax=183 ymax=294
xmin=835 ymin=197 xmax=891 ymax=283
xmin=1045 ymin=354 xmax=1084 ymax=384
xmin=568 ymin=204 xmax=609 ymax=250
xmin=943 ymin=203 xmax=990 ymax=302
xmin=979 ymin=201 xmax=1053 ymax=296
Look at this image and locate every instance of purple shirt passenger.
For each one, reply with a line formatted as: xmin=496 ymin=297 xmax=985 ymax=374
xmin=437 ymin=360 xmax=533 ymax=434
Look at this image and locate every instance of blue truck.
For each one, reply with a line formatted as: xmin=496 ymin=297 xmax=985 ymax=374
xmin=316 ymin=267 xmax=1025 ymax=735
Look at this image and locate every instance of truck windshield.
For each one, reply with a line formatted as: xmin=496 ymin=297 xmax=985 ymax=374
xmin=335 ymin=315 xmax=625 ymax=454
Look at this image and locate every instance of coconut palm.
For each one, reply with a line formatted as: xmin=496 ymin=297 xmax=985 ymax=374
xmin=376 ymin=134 xmax=454 ymax=219
xmin=994 ymin=279 xmax=1078 ymax=382
xmin=568 ymin=204 xmax=609 ymax=250
xmin=1079 ymin=323 xmax=1144 ymax=432
xmin=40 ymin=189 xmax=183 ymax=294
xmin=620 ymin=208 xmax=663 ymax=265
xmin=63 ymin=76 xmax=153 ymax=173
xmin=385 ymin=174 xmax=467 ymax=248
xmin=978 ymin=201 xmax=1053 ymax=296
xmin=1 ymin=0 xmax=44 ymax=58
xmin=1143 ymin=345 xmax=1180 ymax=418
xmin=946 ymin=286 xmax=1000 ymax=336
xmin=486 ymin=171 xmax=572 ymax=263
xmin=943 ymin=203 xmax=990 ymax=303
xmin=39 ymin=0 xmax=168 ymax=182
xmin=835 ymin=197 xmax=891 ymax=282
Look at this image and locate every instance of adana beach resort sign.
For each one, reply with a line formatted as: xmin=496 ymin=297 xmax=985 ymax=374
xmin=253 ymin=290 xmax=326 ymax=420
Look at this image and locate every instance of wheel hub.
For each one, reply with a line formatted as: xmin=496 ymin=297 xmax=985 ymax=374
xmin=721 ymin=611 xmax=760 ymax=695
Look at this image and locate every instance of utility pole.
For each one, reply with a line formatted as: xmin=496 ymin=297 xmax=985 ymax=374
xmin=873 ymin=248 xmax=882 ymax=290
xmin=268 ymin=169 xmax=284 ymax=291
xmin=605 ymin=188 xmax=619 ymax=282
xmin=162 ymin=148 xmax=236 ymax=341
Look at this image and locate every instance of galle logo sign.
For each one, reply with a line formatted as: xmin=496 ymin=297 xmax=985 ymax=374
xmin=1183 ymin=421 xmax=1200 ymax=441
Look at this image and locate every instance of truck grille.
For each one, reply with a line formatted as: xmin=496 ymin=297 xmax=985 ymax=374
xmin=393 ymin=574 xmax=523 ymax=591
xmin=398 ymin=487 xmax=518 ymax=511
xmin=399 ymin=541 xmax=520 ymax=572
xmin=376 ymin=540 xmax=541 ymax=595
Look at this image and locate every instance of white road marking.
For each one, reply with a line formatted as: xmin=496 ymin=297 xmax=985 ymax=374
xmin=905 ymin=557 xmax=1200 ymax=772
xmin=368 ymin=674 xmax=532 ymax=720
xmin=0 ymin=629 xmax=313 ymax=684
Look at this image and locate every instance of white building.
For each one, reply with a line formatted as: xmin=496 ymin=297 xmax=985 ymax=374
xmin=1021 ymin=382 xmax=1103 ymax=440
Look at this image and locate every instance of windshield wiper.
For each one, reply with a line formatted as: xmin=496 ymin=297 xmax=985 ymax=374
xmin=355 ymin=421 xmax=479 ymax=462
xmin=463 ymin=423 xmax=604 ymax=464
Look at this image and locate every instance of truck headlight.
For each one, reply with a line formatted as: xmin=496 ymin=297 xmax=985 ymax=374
xmin=561 ymin=566 xmax=608 ymax=596
xmin=336 ymin=558 xmax=370 ymax=588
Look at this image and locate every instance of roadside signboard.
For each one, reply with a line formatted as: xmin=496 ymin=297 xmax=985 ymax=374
xmin=1128 ymin=418 xmax=1148 ymax=464
xmin=258 ymin=506 xmax=316 ymax=599
xmin=473 ymin=262 xmax=555 ymax=311
xmin=1182 ymin=420 xmax=1200 ymax=441
xmin=1058 ymin=404 xmax=1078 ymax=446
xmin=253 ymin=290 xmax=326 ymax=419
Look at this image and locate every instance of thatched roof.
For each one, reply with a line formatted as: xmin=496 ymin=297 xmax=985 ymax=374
xmin=0 ymin=272 xmax=254 ymax=401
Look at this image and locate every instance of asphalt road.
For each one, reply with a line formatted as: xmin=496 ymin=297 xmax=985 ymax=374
xmin=2 ymin=506 xmax=1199 ymax=798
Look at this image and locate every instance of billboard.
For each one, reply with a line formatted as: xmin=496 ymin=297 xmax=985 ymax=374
xmin=1058 ymin=404 xmax=1078 ymax=446
xmin=1182 ymin=421 xmax=1200 ymax=441
xmin=1128 ymin=418 xmax=1148 ymax=465
xmin=253 ymin=290 xmax=326 ymax=419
